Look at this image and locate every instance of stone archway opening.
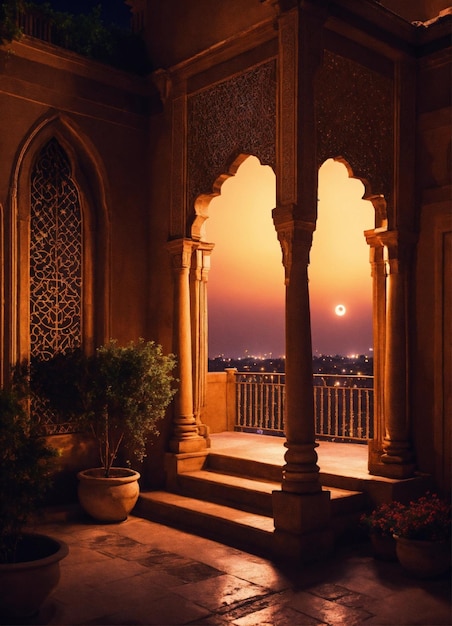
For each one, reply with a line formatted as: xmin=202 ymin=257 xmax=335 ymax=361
xmin=310 ymin=158 xmax=374 ymax=446
xmin=312 ymin=159 xmax=374 ymax=358
xmin=205 ymin=155 xmax=283 ymax=364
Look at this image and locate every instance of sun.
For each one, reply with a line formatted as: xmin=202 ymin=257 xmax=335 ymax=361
xmin=335 ymin=304 xmax=346 ymax=317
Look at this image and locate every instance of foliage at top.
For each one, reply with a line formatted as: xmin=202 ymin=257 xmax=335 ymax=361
xmin=0 ymin=0 xmax=25 ymax=43
xmin=0 ymin=0 xmax=152 ymax=75
xmin=0 ymin=379 xmax=58 ymax=563
xmin=31 ymin=339 xmax=177 ymax=477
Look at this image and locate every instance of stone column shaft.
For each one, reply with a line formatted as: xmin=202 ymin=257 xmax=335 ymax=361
xmin=365 ymin=229 xmax=386 ymax=473
xmin=276 ymin=215 xmax=321 ymax=494
xmin=271 ymin=3 xmax=332 ymax=562
xmin=167 ymin=239 xmax=206 ymax=454
xmin=192 ymin=244 xmax=214 ymax=441
xmin=378 ymin=230 xmax=415 ymax=477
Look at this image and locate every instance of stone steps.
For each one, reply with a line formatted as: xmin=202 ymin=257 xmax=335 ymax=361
xmin=136 ymin=490 xmax=274 ymax=555
xmin=135 ymin=452 xmax=368 ymax=557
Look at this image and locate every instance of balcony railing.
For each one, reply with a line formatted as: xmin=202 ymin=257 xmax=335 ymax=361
xmin=18 ymin=8 xmax=53 ymax=42
xmin=235 ymin=372 xmax=373 ymax=442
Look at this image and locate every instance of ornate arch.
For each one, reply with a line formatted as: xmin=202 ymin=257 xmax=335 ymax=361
xmin=191 ymin=153 xmax=256 ymax=242
xmin=187 ymin=62 xmax=276 ymax=217
xmin=7 ymin=111 xmax=111 ymax=369
xmin=316 ymin=50 xmax=394 ymax=228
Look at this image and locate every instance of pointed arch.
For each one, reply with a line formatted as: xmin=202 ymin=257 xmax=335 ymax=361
xmin=6 ymin=111 xmax=111 ymax=369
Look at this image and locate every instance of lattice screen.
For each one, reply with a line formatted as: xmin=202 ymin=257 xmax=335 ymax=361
xmin=30 ymin=138 xmax=82 ymax=434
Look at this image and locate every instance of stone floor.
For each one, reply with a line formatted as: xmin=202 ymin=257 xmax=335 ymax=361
xmin=24 ymin=514 xmax=451 ymax=626
xmin=210 ymin=432 xmax=370 ymax=479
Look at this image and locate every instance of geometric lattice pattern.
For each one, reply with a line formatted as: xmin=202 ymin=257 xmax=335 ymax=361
xmin=316 ymin=51 xmax=393 ymax=200
xmin=187 ymin=61 xmax=276 ymax=217
xmin=30 ymin=138 xmax=83 ymax=434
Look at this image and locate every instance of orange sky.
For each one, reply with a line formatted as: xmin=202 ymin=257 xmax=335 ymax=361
xmin=206 ymin=156 xmax=373 ymax=358
xmin=310 ymin=159 xmax=374 ymax=356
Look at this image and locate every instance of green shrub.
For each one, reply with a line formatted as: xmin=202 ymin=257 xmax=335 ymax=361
xmin=0 ymin=383 xmax=58 ymax=563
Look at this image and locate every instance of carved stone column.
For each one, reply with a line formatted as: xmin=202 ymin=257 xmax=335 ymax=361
xmin=378 ymin=230 xmax=416 ymax=477
xmin=275 ymin=212 xmax=321 ymax=493
xmin=272 ymin=209 xmax=332 ymax=561
xmin=271 ymin=2 xmax=332 ymax=562
xmin=365 ymin=228 xmax=387 ymax=474
xmin=192 ymin=243 xmax=214 ymax=442
xmin=167 ymin=239 xmax=206 ymax=454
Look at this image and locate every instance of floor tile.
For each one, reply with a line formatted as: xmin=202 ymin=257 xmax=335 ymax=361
xmin=173 ymin=573 xmax=270 ymax=612
xmin=287 ymin=590 xmax=373 ymax=625
xmin=22 ymin=516 xmax=450 ymax=626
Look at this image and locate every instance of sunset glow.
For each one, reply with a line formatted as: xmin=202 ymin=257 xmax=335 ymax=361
xmin=206 ymin=156 xmax=282 ymax=357
xmin=206 ymin=156 xmax=374 ymax=358
xmin=310 ymin=159 xmax=374 ymax=356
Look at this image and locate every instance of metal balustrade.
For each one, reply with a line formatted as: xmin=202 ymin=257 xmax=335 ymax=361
xmin=235 ymin=372 xmax=373 ymax=441
xmin=18 ymin=9 xmax=53 ymax=43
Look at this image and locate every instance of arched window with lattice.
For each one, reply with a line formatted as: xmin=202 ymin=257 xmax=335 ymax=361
xmin=30 ymin=138 xmax=82 ymax=360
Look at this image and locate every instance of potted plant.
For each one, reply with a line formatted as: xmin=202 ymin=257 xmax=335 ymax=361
xmin=360 ymin=500 xmax=405 ymax=561
xmin=391 ymin=492 xmax=451 ymax=578
xmin=32 ymin=339 xmax=176 ymax=522
xmin=0 ymin=380 xmax=68 ymax=620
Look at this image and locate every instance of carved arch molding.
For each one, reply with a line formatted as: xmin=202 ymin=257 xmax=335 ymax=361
xmin=186 ymin=60 xmax=277 ymax=226
xmin=183 ymin=49 xmax=393 ymax=232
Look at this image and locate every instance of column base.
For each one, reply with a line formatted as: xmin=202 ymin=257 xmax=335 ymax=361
xmin=377 ymin=459 xmax=417 ymax=479
xmin=164 ymin=450 xmax=208 ymax=490
xmin=196 ymin=423 xmax=211 ymax=446
xmin=169 ymin=435 xmax=207 ymax=454
xmin=273 ymin=527 xmax=333 ymax=562
xmin=368 ymin=439 xmax=384 ymax=474
xmin=368 ymin=439 xmax=416 ymax=479
xmin=272 ymin=489 xmax=333 ymax=561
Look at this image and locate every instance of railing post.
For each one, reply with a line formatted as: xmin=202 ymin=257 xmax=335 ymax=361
xmin=225 ymin=368 xmax=237 ymax=431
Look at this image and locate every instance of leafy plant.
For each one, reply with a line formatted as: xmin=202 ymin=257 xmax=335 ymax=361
xmin=0 ymin=0 xmax=152 ymax=75
xmin=32 ymin=339 xmax=177 ymax=477
xmin=0 ymin=380 xmax=58 ymax=563
xmin=392 ymin=493 xmax=451 ymax=542
xmin=0 ymin=0 xmax=24 ymax=44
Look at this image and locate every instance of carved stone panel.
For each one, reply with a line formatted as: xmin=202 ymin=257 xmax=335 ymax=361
xmin=187 ymin=60 xmax=276 ymax=226
xmin=316 ymin=50 xmax=394 ymax=200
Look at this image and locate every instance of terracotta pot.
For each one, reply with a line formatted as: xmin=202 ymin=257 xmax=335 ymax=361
xmin=394 ymin=535 xmax=451 ymax=578
xmin=0 ymin=533 xmax=68 ymax=619
xmin=370 ymin=533 xmax=397 ymax=561
xmin=77 ymin=467 xmax=140 ymax=522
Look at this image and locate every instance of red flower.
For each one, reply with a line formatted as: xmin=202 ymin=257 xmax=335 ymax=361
xmin=392 ymin=493 xmax=451 ymax=542
xmin=361 ymin=500 xmax=406 ymax=537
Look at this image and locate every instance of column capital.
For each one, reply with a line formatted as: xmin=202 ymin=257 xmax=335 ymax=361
xmin=372 ymin=229 xmax=417 ymax=274
xmin=273 ymin=205 xmax=315 ymax=284
xmin=167 ymin=238 xmax=197 ymax=270
xmin=272 ymin=204 xmax=315 ymax=233
xmin=376 ymin=229 xmax=417 ymax=250
xmin=365 ymin=229 xmax=387 ymax=279
xmin=152 ymin=68 xmax=172 ymax=104
xmin=196 ymin=243 xmax=215 ymax=283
